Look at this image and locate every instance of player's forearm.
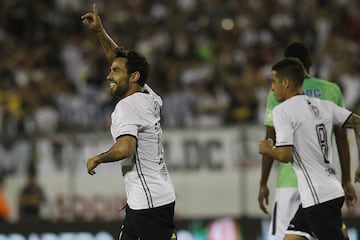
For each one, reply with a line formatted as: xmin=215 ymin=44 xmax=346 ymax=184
xmin=355 ymin=128 xmax=360 ymax=165
xmin=260 ymin=154 xmax=274 ymax=185
xmin=259 ymin=140 xmax=292 ymax=163
xmin=260 ymin=126 xmax=276 ymax=185
xmin=334 ymin=126 xmax=351 ymax=183
xmin=96 ymin=149 xmax=124 ymax=164
xmin=95 ymin=28 xmax=119 ymax=63
xmin=96 ymin=141 xmax=135 ymax=164
xmin=267 ymin=147 xmax=292 ymax=163
xmin=344 ymin=114 xmax=360 ymax=164
xmin=93 ymin=151 xmax=118 ymax=165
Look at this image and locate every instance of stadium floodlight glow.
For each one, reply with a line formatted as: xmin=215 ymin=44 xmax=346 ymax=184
xmin=221 ymin=18 xmax=234 ymax=31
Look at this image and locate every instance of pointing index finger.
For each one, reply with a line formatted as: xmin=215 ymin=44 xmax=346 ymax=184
xmin=93 ymin=3 xmax=98 ymax=16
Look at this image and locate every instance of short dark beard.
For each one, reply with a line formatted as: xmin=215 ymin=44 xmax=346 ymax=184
xmin=112 ymin=79 xmax=130 ymax=99
xmin=113 ymin=87 xmax=128 ymax=99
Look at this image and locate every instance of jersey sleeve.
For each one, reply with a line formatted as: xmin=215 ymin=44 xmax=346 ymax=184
xmin=272 ymin=106 xmax=294 ymax=147
xmin=112 ymin=101 xmax=139 ymax=139
xmin=328 ymin=101 xmax=352 ymax=126
xmin=264 ymin=91 xmax=280 ymax=127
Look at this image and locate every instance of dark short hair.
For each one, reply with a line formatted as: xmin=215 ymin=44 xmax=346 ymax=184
xmin=115 ymin=47 xmax=149 ymax=86
xmin=272 ymin=58 xmax=305 ymax=88
xmin=284 ymin=42 xmax=312 ymax=71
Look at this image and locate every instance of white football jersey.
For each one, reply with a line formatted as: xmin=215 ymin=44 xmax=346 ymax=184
xmin=110 ymin=84 xmax=176 ymax=210
xmin=273 ymin=95 xmax=352 ymax=208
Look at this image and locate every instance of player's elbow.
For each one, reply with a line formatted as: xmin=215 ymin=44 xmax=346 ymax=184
xmin=113 ymin=136 xmax=137 ymax=160
xmin=116 ymin=147 xmax=134 ymax=159
xmin=122 ymin=149 xmax=134 ymax=159
xmin=276 ymin=149 xmax=293 ymax=163
xmin=109 ymin=146 xmax=134 ymax=161
xmin=278 ymin=156 xmax=292 ymax=163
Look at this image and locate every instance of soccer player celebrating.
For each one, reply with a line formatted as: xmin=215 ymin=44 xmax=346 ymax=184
xmin=259 ymin=57 xmax=360 ymax=240
xmin=82 ymin=4 xmax=177 ymax=240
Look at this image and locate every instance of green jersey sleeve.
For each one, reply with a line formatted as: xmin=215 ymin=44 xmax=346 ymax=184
xmin=263 ymin=91 xmax=280 ymax=127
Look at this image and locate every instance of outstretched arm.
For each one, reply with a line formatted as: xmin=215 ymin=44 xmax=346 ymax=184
xmin=258 ymin=126 xmax=275 ymax=214
xmin=343 ymin=113 xmax=360 ymax=183
xmin=334 ymin=126 xmax=357 ymax=208
xmin=81 ymin=3 xmax=119 ymax=62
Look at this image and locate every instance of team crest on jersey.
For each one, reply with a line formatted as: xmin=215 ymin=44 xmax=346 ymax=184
xmin=325 ymin=167 xmax=336 ymax=176
xmin=310 ymin=105 xmax=320 ymax=117
xmin=306 ymin=99 xmax=320 ymax=118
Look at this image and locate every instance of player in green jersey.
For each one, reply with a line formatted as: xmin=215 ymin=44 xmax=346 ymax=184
xmin=258 ymin=43 xmax=357 ymax=240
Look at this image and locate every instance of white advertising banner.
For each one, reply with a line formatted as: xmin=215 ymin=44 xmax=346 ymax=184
xmin=2 ymin=127 xmax=359 ymax=221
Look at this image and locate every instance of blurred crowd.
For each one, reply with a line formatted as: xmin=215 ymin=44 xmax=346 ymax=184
xmin=1 ymin=0 xmax=360 ymax=137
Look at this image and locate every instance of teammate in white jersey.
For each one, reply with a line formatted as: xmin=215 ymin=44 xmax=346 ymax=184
xmin=259 ymin=58 xmax=360 ymax=240
xmin=82 ymin=4 xmax=177 ymax=240
xmin=258 ymin=42 xmax=356 ymax=240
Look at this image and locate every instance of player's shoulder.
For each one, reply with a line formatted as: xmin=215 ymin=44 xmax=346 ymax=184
xmin=310 ymin=96 xmax=336 ymax=108
xmin=112 ymin=96 xmax=144 ymax=122
xmin=114 ymin=95 xmax=141 ymax=112
xmin=276 ymin=95 xmax=303 ymax=111
xmin=119 ymin=91 xmax=160 ymax=114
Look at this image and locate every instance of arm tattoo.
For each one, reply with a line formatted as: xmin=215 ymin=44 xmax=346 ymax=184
xmin=97 ymin=150 xmax=118 ymax=163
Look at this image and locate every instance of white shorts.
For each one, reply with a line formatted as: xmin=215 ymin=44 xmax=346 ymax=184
xmin=267 ymin=187 xmax=300 ymax=240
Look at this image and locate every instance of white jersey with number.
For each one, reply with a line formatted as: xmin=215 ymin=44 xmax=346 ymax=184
xmin=273 ymin=95 xmax=351 ymax=208
xmin=110 ymin=84 xmax=176 ymax=210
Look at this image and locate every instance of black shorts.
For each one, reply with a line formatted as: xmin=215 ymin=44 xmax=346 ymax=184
xmin=287 ymin=197 xmax=345 ymax=240
xmin=119 ymin=201 xmax=177 ymax=240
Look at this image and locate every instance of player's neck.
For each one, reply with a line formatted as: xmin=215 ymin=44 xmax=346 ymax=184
xmin=120 ymin=86 xmax=144 ymax=99
xmin=285 ymin=88 xmax=303 ymax=100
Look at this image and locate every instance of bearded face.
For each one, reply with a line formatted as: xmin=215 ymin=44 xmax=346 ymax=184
xmin=107 ymin=57 xmax=131 ymax=99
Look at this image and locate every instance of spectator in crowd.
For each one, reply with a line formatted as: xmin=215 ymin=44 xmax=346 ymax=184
xmin=18 ymin=169 xmax=46 ymax=221
xmin=338 ymin=60 xmax=360 ymax=112
xmin=191 ymin=75 xmax=230 ymax=127
xmin=0 ymin=175 xmax=11 ymax=222
xmin=0 ymin=0 xmax=359 ymax=133
xmin=161 ymin=77 xmax=194 ymax=128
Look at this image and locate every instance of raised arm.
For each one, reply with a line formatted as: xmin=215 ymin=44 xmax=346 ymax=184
xmin=81 ymin=3 xmax=119 ymax=62
xmin=343 ymin=113 xmax=360 ymax=183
